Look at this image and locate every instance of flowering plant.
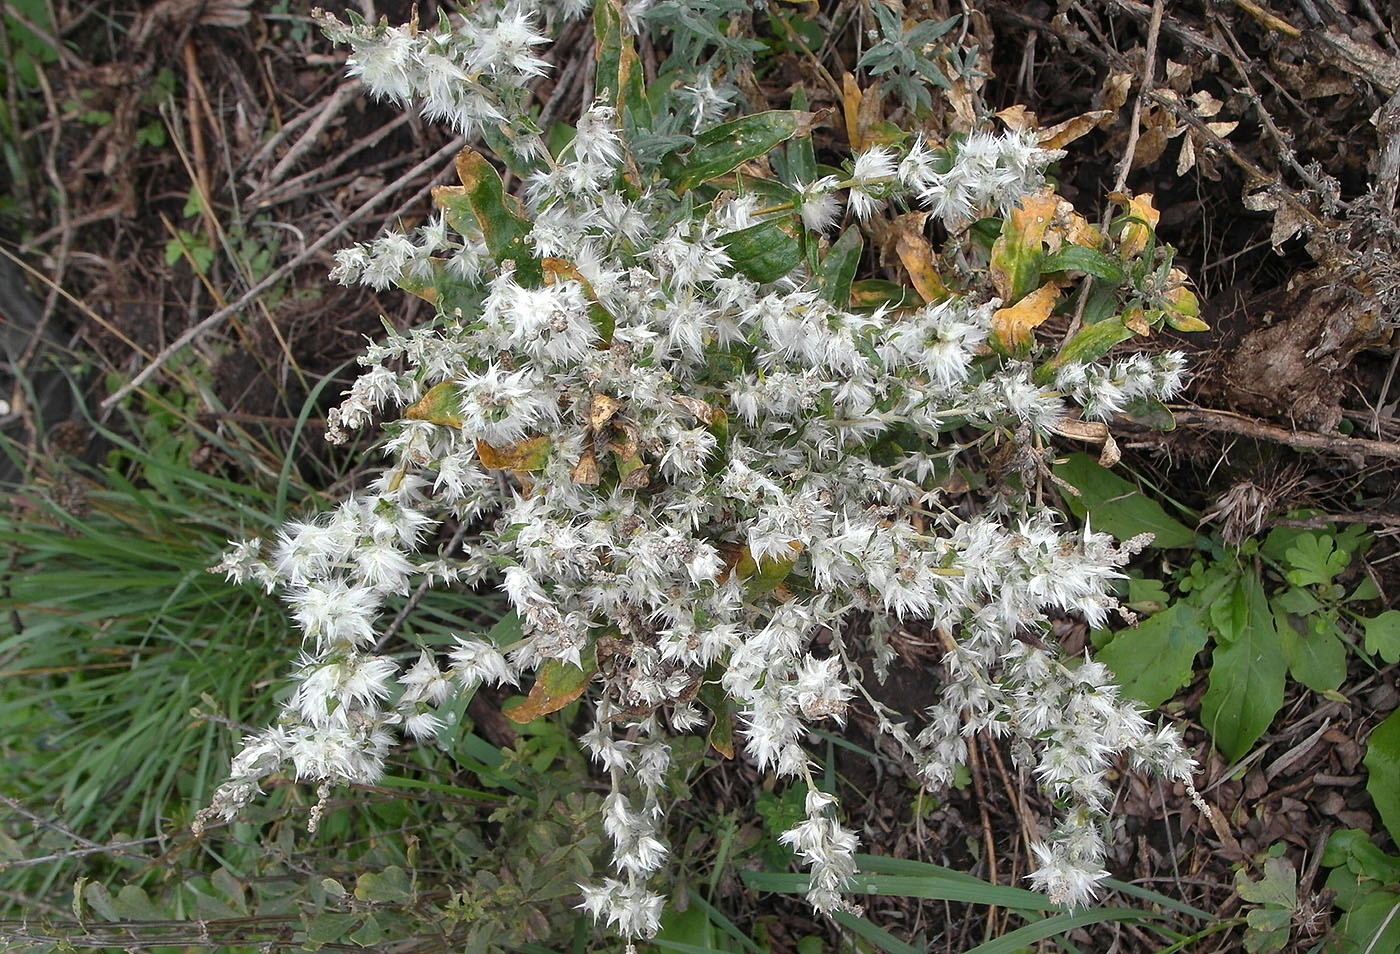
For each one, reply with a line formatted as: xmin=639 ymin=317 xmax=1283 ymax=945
xmin=204 ymin=0 xmax=1206 ymax=942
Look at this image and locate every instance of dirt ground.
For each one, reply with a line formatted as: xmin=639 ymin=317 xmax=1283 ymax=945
xmin=4 ymin=1 xmax=1399 ymax=950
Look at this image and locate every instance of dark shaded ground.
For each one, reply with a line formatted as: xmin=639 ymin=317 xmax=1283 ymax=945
xmin=3 ymin=0 xmax=1399 ymax=951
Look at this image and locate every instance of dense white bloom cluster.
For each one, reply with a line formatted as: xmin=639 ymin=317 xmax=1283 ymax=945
xmin=795 ymin=130 xmax=1062 ymax=230
xmin=313 ymin=4 xmax=548 ymax=136
xmin=205 ymin=3 xmax=1201 ymax=941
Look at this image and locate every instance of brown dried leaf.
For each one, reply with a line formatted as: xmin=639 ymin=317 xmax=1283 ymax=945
xmin=570 ymin=448 xmax=601 ymax=485
xmin=1100 ymin=71 xmax=1135 ymax=113
xmin=1039 ymin=109 xmax=1115 ymax=150
xmin=1052 ymin=419 xmax=1121 ymax=467
xmin=588 ymin=393 xmax=623 ymax=428
xmin=672 ymin=396 xmax=715 ymax=424
xmin=995 ymin=104 xmax=1036 ymax=133
xmin=619 ymin=461 xmax=651 ymax=489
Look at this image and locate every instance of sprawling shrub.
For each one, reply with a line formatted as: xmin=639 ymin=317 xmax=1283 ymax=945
xmin=203 ymin=1 xmax=1206 ymax=941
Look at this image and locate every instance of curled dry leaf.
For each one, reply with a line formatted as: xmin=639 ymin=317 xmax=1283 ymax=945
xmin=1052 ymin=418 xmax=1121 ymax=467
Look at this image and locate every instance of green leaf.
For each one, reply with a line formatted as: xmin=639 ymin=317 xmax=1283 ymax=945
xmin=663 ymin=110 xmax=814 ymax=191
xmin=1364 ymin=708 xmax=1400 ymax=845
xmin=592 ymin=0 xmax=649 ymax=125
xmin=718 ymin=219 xmax=803 ymax=283
xmin=113 ymin=885 xmax=163 ymax=921
xmin=1272 ymin=586 xmax=1322 ymax=616
xmin=785 ymin=87 xmax=817 ymax=183
xmin=989 ymin=193 xmax=1055 ymax=301
xmin=1096 ymin=602 xmax=1208 ymax=708
xmin=1037 ymin=317 xmax=1135 ymax=383
xmin=1363 ymin=611 xmax=1400 ymax=664
xmin=1273 ymin=600 xmax=1346 ymax=693
xmin=832 ymin=912 xmax=922 ymax=954
xmin=1200 ymin=574 xmax=1286 ymax=760
xmin=742 ymin=869 xmax=1048 ymax=908
xmin=354 ymin=865 xmax=413 ymax=904
xmin=1052 ymin=454 xmax=1196 ymax=548
xmin=349 ymin=913 xmax=385 ymax=947
xmin=1283 ymin=532 xmax=1348 ymax=587
xmin=817 ymin=225 xmax=863 ymax=305
xmin=697 ymin=671 xmax=735 ymax=759
xmin=1120 ymin=395 xmax=1176 ymax=431
xmin=1042 ymin=245 xmax=1126 ymax=284
xmin=435 ymin=148 xmax=542 ymax=286
xmin=304 ymin=912 xmax=360 ymax=948
xmin=1237 ymin=856 xmax=1297 ymax=908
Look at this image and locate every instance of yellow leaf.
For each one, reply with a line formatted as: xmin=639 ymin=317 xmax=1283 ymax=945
xmin=991 ymin=283 xmax=1060 ymax=354
xmin=893 ymin=213 xmax=950 ymax=303
xmin=403 ymin=381 xmax=463 ymax=427
xmin=1123 ymin=305 xmax=1152 ymax=336
xmin=841 ymin=72 xmax=864 ymax=151
xmin=1111 ymin=192 xmax=1160 ymax=258
xmin=476 ymin=436 xmax=551 ymax=472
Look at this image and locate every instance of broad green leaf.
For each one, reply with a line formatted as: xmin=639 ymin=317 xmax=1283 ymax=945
xmin=435 ymin=148 xmax=542 ymax=286
xmin=1052 ymin=454 xmax=1196 ymax=549
xmin=1096 ymin=602 xmax=1208 ymax=707
xmin=304 ymin=912 xmax=359 ymax=948
xmin=349 ymin=913 xmax=385 ymax=946
xmin=664 ymin=110 xmax=814 ymax=191
xmin=1272 ymin=585 xmax=1322 ymax=616
xmin=1323 ymin=829 xmax=1400 ymax=884
xmin=785 ymin=87 xmax=817 ymax=183
xmin=817 ymin=226 xmax=863 ymax=305
xmin=1282 ymin=532 xmax=1348 ymax=587
xmin=1364 ymin=708 xmax=1400 ymax=845
xmin=1042 ymin=245 xmax=1126 ymax=284
xmin=82 ymin=882 xmax=118 ymax=921
xmin=593 ymin=0 xmax=649 ymax=124
xmin=113 ymin=885 xmax=163 ymax=921
xmin=1273 ymin=600 xmax=1345 ymax=693
xmin=718 ymin=219 xmax=803 ymax=283
xmin=1200 ymin=574 xmax=1285 ymax=760
xmin=354 ymin=865 xmax=413 ymax=903
xmin=1120 ymin=395 xmax=1176 ymax=431
xmin=1363 ymin=610 xmax=1400 ymax=664
xmin=1236 ymin=856 xmax=1297 ymax=908
xmin=697 ymin=671 xmax=735 ymax=759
